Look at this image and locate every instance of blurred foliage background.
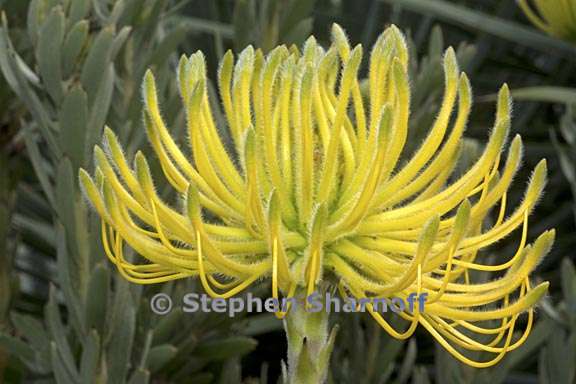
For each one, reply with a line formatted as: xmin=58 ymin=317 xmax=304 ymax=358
xmin=0 ymin=0 xmax=575 ymax=383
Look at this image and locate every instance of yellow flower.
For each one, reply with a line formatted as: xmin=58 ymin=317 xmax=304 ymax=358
xmin=518 ymin=0 xmax=576 ymax=42
xmin=79 ymin=24 xmax=553 ymax=367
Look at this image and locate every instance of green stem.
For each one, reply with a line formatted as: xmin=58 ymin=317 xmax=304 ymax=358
xmin=282 ymin=290 xmax=339 ymax=384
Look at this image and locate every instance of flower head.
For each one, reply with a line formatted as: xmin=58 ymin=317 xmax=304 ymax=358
xmin=80 ymin=24 xmax=553 ymax=367
xmin=519 ymin=0 xmax=576 ymax=42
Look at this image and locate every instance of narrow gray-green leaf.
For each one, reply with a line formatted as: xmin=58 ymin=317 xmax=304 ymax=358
xmin=0 ymin=333 xmax=35 ymax=368
xmin=68 ymin=0 xmax=91 ymax=26
xmin=46 ymin=287 xmax=80 ymax=382
xmin=219 ymin=358 xmax=242 ymax=384
xmin=188 ymin=372 xmax=214 ymax=384
xmin=128 ymin=368 xmax=150 ymax=384
xmin=80 ymin=330 xmax=100 ymax=383
xmin=26 ymin=0 xmax=42 ymax=45
xmin=149 ymin=26 xmax=189 ymax=69
xmin=56 ymin=158 xmax=79 ymax=260
xmin=281 ymin=0 xmax=316 ymax=38
xmin=51 ymin=342 xmax=79 ymax=384
xmin=37 ymin=6 xmax=65 ymax=103
xmin=0 ymin=23 xmax=60 ymax=155
xmin=412 ymin=366 xmax=431 ymax=384
xmin=63 ymin=20 xmax=89 ymax=77
xmin=85 ymin=263 xmax=110 ymax=335
xmin=110 ymin=26 xmax=131 ymax=61
xmin=146 ymin=344 xmax=178 ymax=373
xmin=511 ymin=86 xmax=576 ymax=105
xmin=60 ymin=86 xmax=88 ymax=169
xmin=55 ymin=220 xmax=87 ymax=338
xmin=428 ymin=25 xmax=444 ymax=58
xmin=172 ymin=16 xmax=234 ymax=38
xmin=11 ymin=312 xmax=51 ymax=354
xmin=152 ymin=307 xmax=183 ymax=345
xmin=80 ymin=27 xmax=114 ymax=103
xmin=107 ymin=290 xmax=136 ymax=384
xmin=283 ymin=18 xmax=313 ymax=47
xmin=85 ymin=63 xmax=114 ymax=162
xmin=17 ymin=126 xmax=56 ymax=209
xmin=561 ymin=258 xmax=576 ymax=317
xmin=108 ymin=0 xmax=126 ymax=26
xmin=194 ymin=336 xmax=257 ymax=361
xmin=551 ymin=129 xmax=576 ymax=192
xmin=233 ymin=0 xmax=256 ymax=50
xmin=560 ymin=106 xmax=576 ymax=145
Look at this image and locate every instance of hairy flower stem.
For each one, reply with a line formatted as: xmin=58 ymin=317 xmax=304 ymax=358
xmin=282 ymin=289 xmax=338 ymax=384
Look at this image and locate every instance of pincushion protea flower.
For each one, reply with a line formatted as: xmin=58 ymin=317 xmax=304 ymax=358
xmin=79 ymin=23 xmax=553 ymax=369
xmin=518 ymin=0 xmax=576 ymax=42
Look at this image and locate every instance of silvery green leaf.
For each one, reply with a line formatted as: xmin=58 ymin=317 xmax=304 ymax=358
xmin=219 ymin=358 xmax=242 ymax=384
xmin=51 ymin=342 xmax=79 ymax=384
xmin=550 ymin=129 xmax=576 ymax=196
xmin=110 ymin=26 xmax=131 ymax=61
xmin=68 ymin=0 xmax=90 ymax=26
xmin=412 ymin=366 xmax=431 ymax=384
xmin=37 ymin=6 xmax=65 ymax=103
xmin=91 ymin=0 xmax=110 ymax=23
xmin=146 ymin=344 xmax=178 ymax=373
xmin=259 ymin=362 xmax=268 ymax=384
xmin=152 ymin=307 xmax=183 ymax=345
xmin=428 ymin=25 xmax=443 ymax=58
xmin=80 ymin=27 xmax=114 ymax=103
xmin=62 ymin=20 xmax=89 ymax=77
xmin=26 ymin=0 xmax=42 ymax=45
xmin=105 ymin=276 xmax=130 ymax=344
xmin=85 ymin=263 xmax=110 ymax=335
xmin=11 ymin=312 xmax=51 ymax=368
xmin=15 ymin=53 xmax=40 ymax=86
xmin=540 ymin=327 xmax=575 ymax=384
xmin=60 ymin=86 xmax=88 ymax=170
xmin=46 ymin=287 xmax=80 ymax=382
xmin=280 ymin=0 xmax=316 ymax=38
xmin=12 ymin=211 xmax=56 ymax=248
xmin=398 ymin=339 xmax=417 ymax=384
xmin=56 ymin=158 xmax=87 ymax=284
xmin=106 ymin=287 xmax=136 ymax=384
xmin=128 ymin=368 xmax=150 ymax=384
xmin=560 ymin=105 xmax=576 ymax=145
xmin=108 ymin=0 xmax=126 ymax=26
xmin=56 ymin=221 xmax=87 ymax=338
xmin=561 ymin=258 xmax=576 ymax=319
xmin=435 ymin=342 xmax=466 ymax=384
xmin=194 ymin=336 xmax=258 ymax=361
xmin=515 ymin=87 xmax=576 ymax=105
xmin=80 ymin=330 xmax=100 ymax=383
xmin=85 ymin=64 xmax=114 ymax=164
xmin=538 ymin=349 xmax=550 ymax=384
xmin=233 ymin=0 xmax=256 ymax=51
xmin=148 ymin=25 xmax=189 ymax=69
xmin=237 ymin=313 xmax=282 ymax=336
xmin=0 ymin=333 xmax=36 ymax=369
xmin=282 ymin=18 xmax=313 ymax=47
xmin=0 ymin=21 xmax=60 ymax=155
xmin=187 ymin=372 xmax=214 ymax=384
